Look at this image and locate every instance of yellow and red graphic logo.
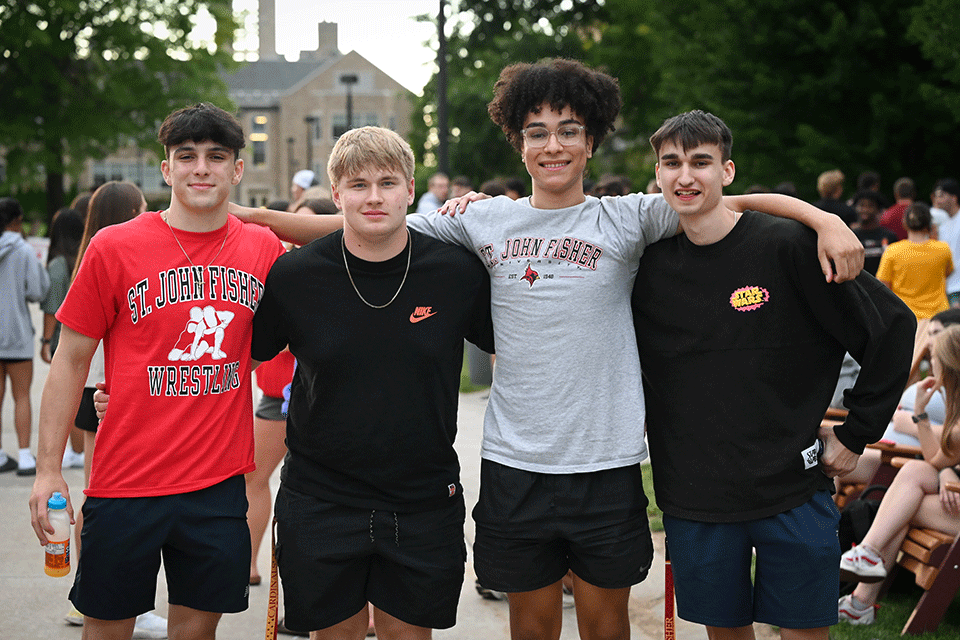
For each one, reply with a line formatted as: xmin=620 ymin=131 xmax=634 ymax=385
xmin=521 ymin=263 xmax=540 ymax=287
xmin=729 ymin=286 xmax=769 ymax=312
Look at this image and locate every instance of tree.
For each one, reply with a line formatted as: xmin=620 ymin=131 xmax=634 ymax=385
xmin=595 ymin=0 xmax=960 ymax=200
xmin=409 ymin=0 xmax=605 ymax=193
xmin=0 ymin=0 xmax=239 ymax=224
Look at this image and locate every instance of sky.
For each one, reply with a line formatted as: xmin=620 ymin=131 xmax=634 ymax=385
xmin=234 ymin=0 xmax=441 ymax=95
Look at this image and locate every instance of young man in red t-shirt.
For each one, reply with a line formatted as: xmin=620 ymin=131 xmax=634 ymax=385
xmin=29 ymin=103 xmax=283 ymax=640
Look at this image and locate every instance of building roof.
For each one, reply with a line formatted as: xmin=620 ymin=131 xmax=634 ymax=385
xmin=224 ymin=54 xmax=340 ymax=108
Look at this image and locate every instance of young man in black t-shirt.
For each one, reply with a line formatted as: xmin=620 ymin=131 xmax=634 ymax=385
xmin=251 ymin=127 xmax=492 ymax=640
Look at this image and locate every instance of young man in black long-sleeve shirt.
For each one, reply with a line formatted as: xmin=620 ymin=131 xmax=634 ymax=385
xmin=632 ymin=110 xmax=915 ymax=640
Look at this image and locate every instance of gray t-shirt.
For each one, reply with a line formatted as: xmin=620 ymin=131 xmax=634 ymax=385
xmin=408 ymin=193 xmax=678 ymax=473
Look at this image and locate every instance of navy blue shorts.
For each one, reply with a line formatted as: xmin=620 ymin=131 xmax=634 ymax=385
xmin=70 ymin=476 xmax=250 ymax=620
xmin=472 ymin=460 xmax=653 ymax=592
xmin=663 ymin=491 xmax=841 ymax=629
xmin=275 ymin=485 xmax=466 ymax=632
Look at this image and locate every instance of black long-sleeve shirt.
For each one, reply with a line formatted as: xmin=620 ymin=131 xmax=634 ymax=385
xmin=632 ymin=211 xmax=915 ymax=522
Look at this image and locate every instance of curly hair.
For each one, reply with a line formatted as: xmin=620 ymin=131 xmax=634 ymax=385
xmin=487 ymin=59 xmax=622 ymax=154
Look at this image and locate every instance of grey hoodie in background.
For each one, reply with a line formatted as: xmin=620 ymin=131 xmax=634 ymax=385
xmin=0 ymin=230 xmax=50 ymax=359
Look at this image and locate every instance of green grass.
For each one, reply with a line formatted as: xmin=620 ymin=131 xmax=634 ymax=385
xmin=641 ymin=462 xmax=663 ymax=532
xmin=830 ymin=579 xmax=960 ymax=640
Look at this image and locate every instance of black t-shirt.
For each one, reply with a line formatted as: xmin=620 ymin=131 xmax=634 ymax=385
xmin=855 ymin=226 xmax=900 ymax=275
xmin=252 ymin=228 xmax=493 ymax=512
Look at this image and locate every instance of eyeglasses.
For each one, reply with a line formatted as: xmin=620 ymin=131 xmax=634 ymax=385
xmin=520 ymin=124 xmax=586 ymax=148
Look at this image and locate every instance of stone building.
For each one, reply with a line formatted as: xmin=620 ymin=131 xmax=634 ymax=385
xmin=81 ymin=1 xmax=414 ymax=207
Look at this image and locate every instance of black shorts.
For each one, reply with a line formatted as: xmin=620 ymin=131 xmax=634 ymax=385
xmin=254 ymin=393 xmax=285 ymax=421
xmin=0 ymin=357 xmax=30 ymax=364
xmin=473 ymin=459 xmax=653 ymax=592
xmin=75 ymin=387 xmax=99 ymax=433
xmin=69 ymin=476 xmax=250 ymax=620
xmin=275 ymin=485 xmax=466 ymax=632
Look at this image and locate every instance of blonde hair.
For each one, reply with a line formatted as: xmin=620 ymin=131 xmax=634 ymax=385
xmin=817 ymin=170 xmax=844 ymax=199
xmin=326 ymin=127 xmax=415 ymax=187
xmin=933 ymin=324 xmax=960 ymax=457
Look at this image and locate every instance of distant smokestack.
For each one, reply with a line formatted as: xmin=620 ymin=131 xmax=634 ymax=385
xmin=258 ymin=0 xmax=278 ymax=60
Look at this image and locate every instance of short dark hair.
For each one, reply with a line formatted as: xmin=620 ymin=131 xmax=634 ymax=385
xmin=0 ymin=197 xmax=24 ymax=227
xmin=893 ymin=177 xmax=916 ymax=200
xmin=857 ymin=171 xmax=881 ymax=191
xmin=649 ymin=110 xmax=733 ymax=162
xmin=933 ymin=308 xmax=960 ymax=327
xmin=158 ymin=103 xmax=245 ymax=159
xmin=935 ymin=178 xmax=960 ymax=200
xmin=488 ymin=58 xmax=622 ymax=154
xmin=852 ymin=189 xmax=883 ymax=209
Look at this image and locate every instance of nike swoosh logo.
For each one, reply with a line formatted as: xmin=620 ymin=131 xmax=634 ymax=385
xmin=410 ymin=310 xmax=438 ymax=323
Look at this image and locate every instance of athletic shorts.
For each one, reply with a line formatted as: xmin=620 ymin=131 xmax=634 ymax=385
xmin=69 ymin=476 xmax=250 ymax=620
xmin=254 ymin=393 xmax=285 ymax=421
xmin=0 ymin=357 xmax=30 ymax=364
xmin=274 ymin=485 xmax=466 ymax=632
xmin=663 ymin=490 xmax=841 ymax=629
xmin=472 ymin=459 xmax=653 ymax=592
xmin=75 ymin=387 xmax=99 ymax=433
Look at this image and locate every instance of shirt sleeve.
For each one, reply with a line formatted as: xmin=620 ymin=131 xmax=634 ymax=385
xmin=636 ymin=193 xmax=681 ymax=247
xmin=55 ymin=237 xmax=117 ymax=340
xmin=790 ymin=232 xmax=916 ymax=453
xmin=25 ymin=246 xmax=50 ymax=302
xmin=251 ymin=260 xmax=289 ymax=363
xmin=40 ymin=256 xmax=69 ymax=315
xmin=875 ymin=245 xmax=894 ymax=282
xmin=465 ymin=262 xmax=494 ymax=354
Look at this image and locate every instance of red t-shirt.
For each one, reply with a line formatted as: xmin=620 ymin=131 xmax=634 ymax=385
xmin=58 ymin=212 xmax=283 ymax=497
xmin=880 ymin=202 xmax=909 ymax=241
xmin=255 ymin=349 xmax=296 ymax=398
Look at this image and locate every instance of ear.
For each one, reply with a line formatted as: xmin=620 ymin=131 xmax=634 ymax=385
xmin=722 ymin=160 xmax=736 ymax=187
xmin=654 ymin=163 xmax=662 ymax=191
xmin=407 ymin=177 xmax=415 ymax=206
xmin=586 ymin=136 xmax=594 ymax=159
xmin=232 ymin=158 xmax=244 ymax=185
xmin=332 ymin=184 xmax=342 ymax=209
xmin=160 ymin=159 xmax=172 ymax=186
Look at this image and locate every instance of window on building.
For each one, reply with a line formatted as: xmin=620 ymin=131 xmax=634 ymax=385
xmin=251 ymin=115 xmax=268 ymax=166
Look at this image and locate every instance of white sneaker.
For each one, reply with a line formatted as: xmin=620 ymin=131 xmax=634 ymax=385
xmin=64 ymin=605 xmax=84 ymax=626
xmin=133 ymin=612 xmax=167 ymax=639
xmin=62 ymin=449 xmax=84 ymax=469
xmin=839 ymin=544 xmax=886 ymax=582
xmin=837 ymin=594 xmax=876 ymax=624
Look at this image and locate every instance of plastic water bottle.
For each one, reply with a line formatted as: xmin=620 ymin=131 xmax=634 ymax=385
xmin=44 ymin=492 xmax=71 ymax=577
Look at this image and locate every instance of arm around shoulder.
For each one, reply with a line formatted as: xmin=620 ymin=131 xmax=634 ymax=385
xmin=229 ymin=202 xmax=343 ymax=246
xmin=726 ymin=193 xmax=864 ymax=282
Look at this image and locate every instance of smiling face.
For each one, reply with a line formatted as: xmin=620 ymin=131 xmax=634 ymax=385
xmin=333 ymin=166 xmax=414 ymax=257
xmin=655 ymin=139 xmax=735 ymax=219
xmin=161 ymin=139 xmax=242 ymax=216
xmin=521 ymin=104 xmax=593 ymax=209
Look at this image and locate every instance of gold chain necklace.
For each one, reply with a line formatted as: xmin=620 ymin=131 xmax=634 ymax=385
xmin=341 ymin=230 xmax=411 ymax=309
xmin=162 ymin=211 xmax=228 ymax=286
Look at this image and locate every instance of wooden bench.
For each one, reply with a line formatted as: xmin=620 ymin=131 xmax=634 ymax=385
xmin=880 ymin=458 xmax=960 ymax=634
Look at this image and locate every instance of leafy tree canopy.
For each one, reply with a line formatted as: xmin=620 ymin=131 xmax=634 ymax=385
xmin=414 ymin=0 xmax=960 ymax=201
xmin=0 ymin=0 xmax=239 ymax=220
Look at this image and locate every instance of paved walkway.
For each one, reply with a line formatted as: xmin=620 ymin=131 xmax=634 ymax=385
xmin=0 ymin=307 xmax=722 ymax=639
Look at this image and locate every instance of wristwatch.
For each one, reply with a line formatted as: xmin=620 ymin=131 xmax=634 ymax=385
xmin=912 ymin=412 xmax=929 ymax=423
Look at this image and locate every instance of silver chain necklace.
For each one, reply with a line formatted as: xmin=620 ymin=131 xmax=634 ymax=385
xmin=162 ymin=211 xmax=228 ymax=286
xmin=341 ymin=230 xmax=411 ymax=309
